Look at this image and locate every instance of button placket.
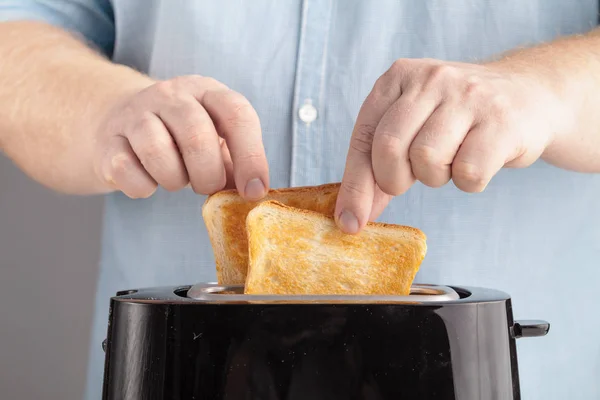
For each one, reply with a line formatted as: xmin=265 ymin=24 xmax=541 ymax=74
xmin=289 ymin=0 xmax=333 ymax=187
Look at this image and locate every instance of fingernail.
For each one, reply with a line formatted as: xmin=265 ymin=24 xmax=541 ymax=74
xmin=102 ymin=170 xmax=116 ymax=189
xmin=244 ymin=178 xmax=266 ymax=201
xmin=338 ymin=210 xmax=359 ymax=234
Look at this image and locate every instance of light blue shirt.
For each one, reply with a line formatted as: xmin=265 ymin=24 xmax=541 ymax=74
xmin=2 ymin=1 xmax=600 ymax=399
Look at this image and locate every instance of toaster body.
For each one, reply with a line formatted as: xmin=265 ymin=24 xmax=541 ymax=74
xmin=101 ymin=283 xmax=549 ymax=400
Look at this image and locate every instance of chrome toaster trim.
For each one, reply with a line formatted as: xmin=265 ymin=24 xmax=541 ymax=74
xmin=186 ymin=283 xmax=460 ymax=304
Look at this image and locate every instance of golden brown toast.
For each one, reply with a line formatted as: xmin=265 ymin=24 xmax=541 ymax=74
xmin=245 ymin=200 xmax=427 ymax=296
xmin=202 ymin=183 xmax=340 ymax=284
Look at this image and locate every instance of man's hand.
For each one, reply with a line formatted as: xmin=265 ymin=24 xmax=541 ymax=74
xmin=93 ymin=75 xmax=269 ymax=200
xmin=335 ymin=58 xmax=570 ymax=234
xmin=0 ymin=22 xmax=271 ymax=198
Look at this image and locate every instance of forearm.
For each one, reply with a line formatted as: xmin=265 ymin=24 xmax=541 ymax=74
xmin=0 ymin=21 xmax=154 ymax=194
xmin=490 ymin=28 xmax=600 ymax=173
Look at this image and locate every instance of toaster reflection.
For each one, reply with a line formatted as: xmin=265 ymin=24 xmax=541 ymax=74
xmin=194 ymin=306 xmax=455 ymax=399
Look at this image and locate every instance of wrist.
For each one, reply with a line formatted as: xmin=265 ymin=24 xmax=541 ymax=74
xmin=487 ymin=58 xmax=576 ymax=153
xmin=88 ymin=66 xmax=156 ymax=132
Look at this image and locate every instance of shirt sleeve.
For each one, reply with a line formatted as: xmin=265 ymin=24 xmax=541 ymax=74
xmin=0 ymin=0 xmax=115 ymax=57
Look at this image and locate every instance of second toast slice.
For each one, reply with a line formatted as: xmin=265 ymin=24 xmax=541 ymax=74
xmin=245 ymin=200 xmax=427 ymax=296
xmin=202 ymin=183 xmax=340 ymax=285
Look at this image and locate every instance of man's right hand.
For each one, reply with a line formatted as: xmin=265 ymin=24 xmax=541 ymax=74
xmin=92 ymin=75 xmax=269 ymax=200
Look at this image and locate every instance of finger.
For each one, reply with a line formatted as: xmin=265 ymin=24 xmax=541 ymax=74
xmin=451 ymin=123 xmax=515 ymax=192
xmin=368 ymin=185 xmax=393 ymax=222
xmin=201 ymin=89 xmax=269 ymax=201
xmin=408 ymin=102 xmax=473 ymax=188
xmin=126 ymin=112 xmax=189 ymax=191
xmin=101 ymin=136 xmax=157 ymax=199
xmin=336 ymin=122 xmax=378 ymax=234
xmin=156 ymin=97 xmax=227 ymax=195
xmin=335 ymin=64 xmax=411 ymax=234
xmin=371 ymin=90 xmax=440 ymax=196
xmin=219 ymin=137 xmax=236 ymax=190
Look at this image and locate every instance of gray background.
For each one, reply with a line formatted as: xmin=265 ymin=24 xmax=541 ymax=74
xmin=0 ymin=153 xmax=103 ymax=400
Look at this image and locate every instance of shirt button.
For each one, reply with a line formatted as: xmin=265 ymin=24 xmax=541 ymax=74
xmin=298 ymin=100 xmax=318 ymax=124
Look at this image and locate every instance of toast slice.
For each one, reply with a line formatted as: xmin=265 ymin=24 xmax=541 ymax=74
xmin=245 ymin=200 xmax=427 ymax=296
xmin=202 ymin=183 xmax=340 ymax=284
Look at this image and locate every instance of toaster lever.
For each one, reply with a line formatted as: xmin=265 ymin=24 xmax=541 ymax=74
xmin=511 ymin=320 xmax=550 ymax=338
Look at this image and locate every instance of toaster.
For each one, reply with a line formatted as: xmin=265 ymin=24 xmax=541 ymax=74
xmin=100 ymin=283 xmax=549 ymax=400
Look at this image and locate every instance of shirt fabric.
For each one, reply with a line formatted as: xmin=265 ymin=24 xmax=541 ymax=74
xmin=1 ymin=1 xmax=600 ymax=399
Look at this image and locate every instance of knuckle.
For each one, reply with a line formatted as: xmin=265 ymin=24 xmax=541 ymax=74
xmin=138 ymin=138 xmax=172 ymax=163
xmin=222 ymin=96 xmax=258 ymax=129
xmin=428 ymin=64 xmax=457 ymax=84
xmin=164 ymin=97 xmax=206 ymax=130
xmin=237 ymin=150 xmax=264 ymax=165
xmin=409 ymin=143 xmax=445 ymax=169
xmin=168 ymin=76 xmax=190 ymax=90
xmin=230 ymin=101 xmax=255 ymax=121
xmin=180 ymin=133 xmax=212 ymax=158
xmin=373 ymin=59 xmax=408 ymax=97
xmin=176 ymin=98 xmax=203 ymax=117
xmin=464 ymin=78 xmax=487 ymax=99
xmin=364 ymin=86 xmax=389 ymax=111
xmin=373 ymin=72 xmax=393 ymax=94
xmin=171 ymin=75 xmax=199 ymax=86
xmin=109 ymin=152 xmax=134 ymax=177
xmin=386 ymin=98 xmax=411 ymax=120
xmin=369 ymin=79 xmax=389 ymax=104
xmin=105 ymin=149 xmax=159 ymax=199
xmin=199 ymin=76 xmax=225 ymax=89
xmin=119 ymin=103 xmax=137 ymax=121
xmin=174 ymin=112 xmax=211 ymax=143
xmin=421 ymin=57 xmax=439 ymax=65
xmin=132 ymin=112 xmax=157 ymax=133
xmin=389 ymin=58 xmax=409 ymax=76
xmin=152 ymin=81 xmax=176 ymax=100
xmin=452 ymin=161 xmax=488 ymax=191
xmin=171 ymin=93 xmax=196 ymax=107
xmin=341 ymin=180 xmax=369 ymax=199
xmin=350 ymin=124 xmax=377 ymax=154
xmin=488 ymin=94 xmax=512 ymax=120
xmin=173 ymin=75 xmax=226 ymax=91
xmin=229 ymin=97 xmax=256 ymax=120
xmin=376 ymin=132 xmax=403 ymax=161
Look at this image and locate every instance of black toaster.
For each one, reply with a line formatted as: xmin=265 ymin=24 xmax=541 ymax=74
xmin=100 ymin=283 xmax=549 ymax=400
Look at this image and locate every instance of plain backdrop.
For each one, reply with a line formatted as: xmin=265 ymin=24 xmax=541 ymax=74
xmin=0 ymin=153 xmax=103 ymax=400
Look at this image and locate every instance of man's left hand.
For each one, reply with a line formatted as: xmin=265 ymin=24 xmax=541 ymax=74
xmin=334 ymin=58 xmax=568 ymax=234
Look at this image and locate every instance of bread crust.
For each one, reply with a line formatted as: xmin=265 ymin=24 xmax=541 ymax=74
xmin=245 ymin=200 xmax=427 ymax=296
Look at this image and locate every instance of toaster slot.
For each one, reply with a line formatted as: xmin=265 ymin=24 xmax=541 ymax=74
xmin=185 ymin=283 xmax=460 ymax=304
